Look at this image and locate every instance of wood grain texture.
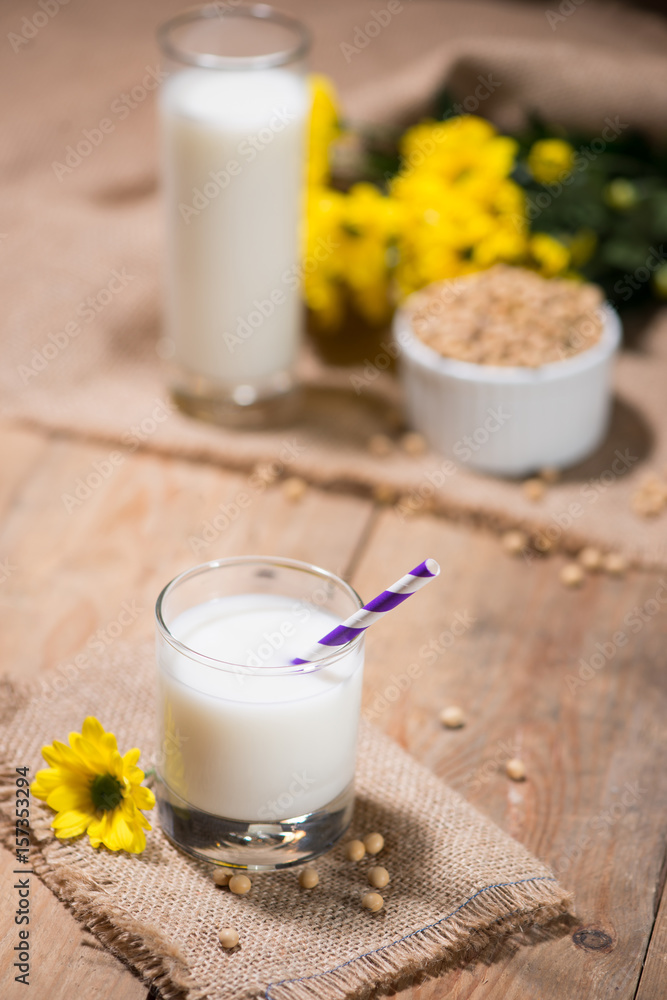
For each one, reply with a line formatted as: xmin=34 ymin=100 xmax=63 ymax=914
xmin=0 ymin=424 xmax=373 ymax=1000
xmin=635 ymin=867 xmax=667 ymax=1000
xmin=1 ymin=423 xmax=667 ymax=1000
xmin=353 ymin=507 xmax=667 ymax=999
xmin=0 ymin=847 xmax=147 ymax=1000
xmin=0 ymin=430 xmax=373 ymax=680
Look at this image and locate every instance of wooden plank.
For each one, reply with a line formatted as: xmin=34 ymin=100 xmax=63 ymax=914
xmin=0 ymin=424 xmax=374 ymax=999
xmin=0 ymin=426 xmax=373 ymax=680
xmin=351 ymin=507 xmax=667 ymax=999
xmin=0 ymin=426 xmax=49 ymax=516
xmin=0 ymin=845 xmax=147 ymax=1000
xmin=4 ymin=421 xmax=667 ymax=999
xmin=635 ymin=874 xmax=667 ymax=1000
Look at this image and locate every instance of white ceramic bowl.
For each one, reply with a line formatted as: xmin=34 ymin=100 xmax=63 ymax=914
xmin=394 ymin=299 xmax=622 ymax=477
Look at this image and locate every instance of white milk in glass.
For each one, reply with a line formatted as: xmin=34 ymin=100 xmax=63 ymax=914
xmin=157 ymin=594 xmax=364 ymax=821
xmin=160 ymin=68 xmax=309 ymax=387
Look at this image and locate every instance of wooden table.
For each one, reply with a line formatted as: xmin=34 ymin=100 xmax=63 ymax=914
xmin=1 ymin=421 xmax=666 ymax=1000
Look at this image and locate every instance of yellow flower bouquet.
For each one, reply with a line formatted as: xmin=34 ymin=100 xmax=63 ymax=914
xmin=305 ymin=78 xmax=574 ymax=345
xmin=304 ymin=76 xmax=667 ymax=350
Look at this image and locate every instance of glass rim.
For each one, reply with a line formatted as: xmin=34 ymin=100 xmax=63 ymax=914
xmin=156 ymin=3 xmax=312 ymax=71
xmin=155 ymin=555 xmax=364 ymax=675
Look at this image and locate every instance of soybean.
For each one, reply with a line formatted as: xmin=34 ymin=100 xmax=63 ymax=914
xmin=362 ymin=892 xmax=384 ymax=912
xmin=298 ymin=868 xmax=319 ymax=889
xmin=363 ymin=832 xmax=384 ymax=855
xmin=367 ymin=866 xmax=390 ymax=889
xmin=228 ymin=874 xmax=252 ymax=895
xmin=218 ymin=927 xmax=239 ymax=949
xmin=345 ymin=840 xmax=366 ymax=862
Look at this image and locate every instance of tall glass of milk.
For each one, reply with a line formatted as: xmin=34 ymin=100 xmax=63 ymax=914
xmin=155 ymin=557 xmax=365 ymax=870
xmin=157 ymin=7 xmax=310 ymax=427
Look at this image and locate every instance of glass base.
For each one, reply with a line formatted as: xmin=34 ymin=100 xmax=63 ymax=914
xmin=156 ymin=778 xmax=354 ymax=871
xmin=170 ymin=366 xmax=301 ymax=429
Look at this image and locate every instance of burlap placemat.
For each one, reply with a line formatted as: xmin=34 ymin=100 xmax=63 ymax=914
xmin=0 ymin=642 xmax=571 ymax=1000
xmin=2 ymin=0 xmax=667 ymax=569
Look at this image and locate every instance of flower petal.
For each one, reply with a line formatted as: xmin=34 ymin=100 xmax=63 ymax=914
xmin=125 ymin=764 xmax=147 ymax=785
xmin=123 ymin=748 xmax=141 ymax=769
xmin=77 ymin=719 xmax=119 ymax=768
xmin=118 ymin=800 xmax=150 ymax=850
xmin=45 ymin=740 xmax=95 ymax=777
xmin=87 ymin=810 xmax=120 ymax=851
xmin=81 ymin=716 xmax=105 ymax=742
xmin=112 ymin=810 xmax=139 ymax=853
xmin=46 ymin=781 xmax=92 ymax=813
xmin=31 ymin=767 xmax=64 ymax=800
xmin=108 ymin=750 xmax=126 ymax=780
xmin=52 ymin=808 xmax=93 ymax=839
xmin=130 ymin=784 xmax=155 ymax=811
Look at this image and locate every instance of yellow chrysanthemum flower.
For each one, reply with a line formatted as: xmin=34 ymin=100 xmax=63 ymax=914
xmin=31 ymin=716 xmax=155 ymax=854
xmin=529 ymin=233 xmax=571 ymax=277
xmin=528 ymin=139 xmax=575 ymax=184
xmin=302 ymin=76 xmax=580 ymax=328
xmin=603 ymin=178 xmax=638 ymax=211
xmin=307 ymin=74 xmax=340 ymax=188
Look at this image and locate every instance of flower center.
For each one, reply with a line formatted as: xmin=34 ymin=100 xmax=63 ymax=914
xmin=90 ymin=773 xmax=123 ymax=812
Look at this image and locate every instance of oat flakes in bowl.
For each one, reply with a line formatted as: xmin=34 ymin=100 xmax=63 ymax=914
xmin=393 ymin=266 xmax=621 ymax=477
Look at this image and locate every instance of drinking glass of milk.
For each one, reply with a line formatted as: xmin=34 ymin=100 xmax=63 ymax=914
xmin=157 ymin=7 xmax=310 ymax=427
xmin=155 ymin=557 xmax=365 ymax=870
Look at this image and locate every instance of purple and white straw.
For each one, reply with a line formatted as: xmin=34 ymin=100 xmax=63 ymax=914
xmin=292 ymin=558 xmax=440 ymax=664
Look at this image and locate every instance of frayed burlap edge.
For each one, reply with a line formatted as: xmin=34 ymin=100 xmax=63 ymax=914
xmin=0 ymin=671 xmax=192 ymax=998
xmin=0 ymin=674 xmax=573 ymax=1000
xmin=0 ymin=766 xmax=193 ymax=1000
xmin=260 ymin=878 xmax=571 ymax=1000
xmin=8 ymin=392 xmax=664 ymax=573
xmin=0 ymin=778 xmax=572 ymax=1000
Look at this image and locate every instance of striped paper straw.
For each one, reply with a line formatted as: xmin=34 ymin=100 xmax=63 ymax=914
xmin=292 ymin=558 xmax=440 ymax=664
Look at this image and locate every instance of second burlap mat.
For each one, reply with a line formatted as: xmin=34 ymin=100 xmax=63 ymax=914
xmin=6 ymin=335 xmax=667 ymax=570
xmin=2 ymin=0 xmax=667 ymax=569
xmin=0 ymin=642 xmax=571 ymax=1000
